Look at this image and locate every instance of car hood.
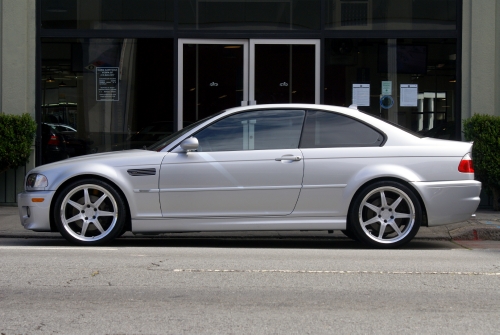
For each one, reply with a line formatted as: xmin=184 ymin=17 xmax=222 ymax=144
xmin=31 ymin=149 xmax=167 ymax=173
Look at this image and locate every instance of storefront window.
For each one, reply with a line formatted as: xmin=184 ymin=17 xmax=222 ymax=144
xmin=325 ymin=0 xmax=457 ymax=30
xmin=41 ymin=0 xmax=174 ymax=29
xmin=324 ymin=38 xmax=457 ymax=138
xmin=41 ymin=38 xmax=174 ymax=164
xmin=179 ymin=0 xmax=321 ymax=30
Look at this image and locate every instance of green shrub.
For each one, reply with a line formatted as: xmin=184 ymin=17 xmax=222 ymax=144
xmin=0 ymin=113 xmax=37 ymax=174
xmin=463 ymin=114 xmax=500 ymax=210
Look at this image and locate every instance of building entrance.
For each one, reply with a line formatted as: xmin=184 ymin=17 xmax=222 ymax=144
xmin=178 ymin=39 xmax=320 ymax=128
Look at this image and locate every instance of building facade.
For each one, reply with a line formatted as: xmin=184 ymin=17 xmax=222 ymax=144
xmin=1 ymin=0 xmax=499 ymax=204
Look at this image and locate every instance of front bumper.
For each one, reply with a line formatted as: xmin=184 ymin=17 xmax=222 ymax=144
xmin=17 ymin=191 xmax=56 ymax=232
xmin=411 ymin=180 xmax=481 ymax=226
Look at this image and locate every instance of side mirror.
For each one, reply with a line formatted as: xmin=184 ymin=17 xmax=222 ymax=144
xmin=179 ymin=137 xmax=199 ymax=152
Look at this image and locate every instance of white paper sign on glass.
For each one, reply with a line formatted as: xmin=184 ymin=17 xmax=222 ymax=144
xmin=352 ymin=84 xmax=370 ymax=106
xmin=400 ymin=84 xmax=418 ymax=107
xmin=382 ymin=81 xmax=392 ymax=95
xmin=96 ymin=67 xmax=120 ymax=102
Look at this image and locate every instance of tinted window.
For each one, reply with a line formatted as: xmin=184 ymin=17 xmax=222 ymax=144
xmin=194 ymin=110 xmax=305 ymax=152
xmin=300 ymin=111 xmax=384 ymax=148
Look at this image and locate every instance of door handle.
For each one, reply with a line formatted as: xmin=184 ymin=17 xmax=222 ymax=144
xmin=275 ymin=155 xmax=302 ymax=161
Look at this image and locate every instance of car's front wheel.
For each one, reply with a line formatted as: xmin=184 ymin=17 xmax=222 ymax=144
xmin=349 ymin=181 xmax=422 ymax=248
xmin=53 ymin=178 xmax=126 ymax=245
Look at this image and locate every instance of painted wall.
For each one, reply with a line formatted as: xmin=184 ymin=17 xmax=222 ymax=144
xmin=0 ymin=0 xmax=36 ymax=204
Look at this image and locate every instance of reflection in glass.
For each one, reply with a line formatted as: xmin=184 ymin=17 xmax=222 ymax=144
xmin=41 ymin=38 xmax=174 ymax=163
xmin=183 ymin=44 xmax=244 ymax=124
xmin=255 ymin=44 xmax=315 ymax=104
xmin=41 ymin=0 xmax=174 ymax=30
xmin=179 ymin=0 xmax=321 ymax=30
xmin=325 ymin=0 xmax=457 ymax=30
xmin=324 ymin=38 xmax=457 ymax=138
xmin=194 ymin=110 xmax=305 ymax=152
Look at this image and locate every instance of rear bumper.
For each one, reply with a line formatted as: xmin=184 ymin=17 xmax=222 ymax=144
xmin=411 ymin=180 xmax=481 ymax=226
xmin=17 ymin=191 xmax=55 ymax=232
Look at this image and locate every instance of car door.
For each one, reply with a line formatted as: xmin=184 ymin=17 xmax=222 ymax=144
xmin=293 ymin=110 xmax=385 ymax=216
xmin=159 ymin=109 xmax=305 ymax=217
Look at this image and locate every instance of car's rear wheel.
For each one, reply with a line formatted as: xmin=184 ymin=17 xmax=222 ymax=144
xmin=349 ymin=181 xmax=422 ymax=248
xmin=53 ymin=178 xmax=126 ymax=245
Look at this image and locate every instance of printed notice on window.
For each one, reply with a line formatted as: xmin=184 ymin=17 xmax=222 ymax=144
xmin=400 ymin=84 xmax=418 ymax=106
xmin=96 ymin=67 xmax=119 ymax=101
xmin=352 ymin=84 xmax=370 ymax=106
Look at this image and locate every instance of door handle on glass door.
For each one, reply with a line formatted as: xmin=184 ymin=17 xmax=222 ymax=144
xmin=275 ymin=155 xmax=302 ymax=161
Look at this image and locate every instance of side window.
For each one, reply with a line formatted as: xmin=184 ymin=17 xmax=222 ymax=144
xmin=194 ymin=110 xmax=305 ymax=152
xmin=300 ymin=111 xmax=384 ymax=148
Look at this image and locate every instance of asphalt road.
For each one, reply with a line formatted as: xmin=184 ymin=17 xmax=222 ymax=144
xmin=1 ymin=237 xmax=499 ymax=334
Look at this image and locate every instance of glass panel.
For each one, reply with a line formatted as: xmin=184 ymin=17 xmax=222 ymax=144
xmin=300 ymin=111 xmax=384 ymax=148
xmin=325 ymin=0 xmax=457 ymax=30
xmin=324 ymin=38 xmax=457 ymax=139
xmin=179 ymin=0 xmax=321 ymax=30
xmin=254 ymin=44 xmax=315 ymax=104
xmin=194 ymin=110 xmax=305 ymax=152
xmin=41 ymin=0 xmax=174 ymax=30
xmin=41 ymin=38 xmax=174 ymax=164
xmin=183 ymin=44 xmax=244 ymax=125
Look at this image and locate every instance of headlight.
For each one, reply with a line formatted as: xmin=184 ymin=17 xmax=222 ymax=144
xmin=26 ymin=174 xmax=48 ymax=190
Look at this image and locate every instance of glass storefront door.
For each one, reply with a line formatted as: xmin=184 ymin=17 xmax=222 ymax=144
xmin=178 ymin=39 xmax=319 ymax=128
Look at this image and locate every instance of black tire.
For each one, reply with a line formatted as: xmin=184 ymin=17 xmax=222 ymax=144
xmin=348 ymin=181 xmax=422 ymax=248
xmin=341 ymin=229 xmax=359 ymax=241
xmin=53 ymin=178 xmax=127 ymax=246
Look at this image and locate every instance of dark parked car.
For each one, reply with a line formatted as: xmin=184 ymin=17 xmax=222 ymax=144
xmin=45 ymin=123 xmax=94 ymax=157
xmin=41 ymin=123 xmax=69 ymax=164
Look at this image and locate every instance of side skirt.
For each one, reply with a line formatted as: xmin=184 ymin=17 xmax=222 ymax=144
xmin=131 ymin=216 xmax=347 ymax=234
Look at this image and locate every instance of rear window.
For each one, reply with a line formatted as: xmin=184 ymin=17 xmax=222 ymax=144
xmin=300 ymin=111 xmax=384 ymax=148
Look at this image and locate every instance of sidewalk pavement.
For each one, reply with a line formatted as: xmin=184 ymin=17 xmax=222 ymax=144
xmin=1 ymin=205 xmax=500 ymax=241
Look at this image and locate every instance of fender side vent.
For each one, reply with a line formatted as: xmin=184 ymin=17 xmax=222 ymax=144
xmin=127 ymin=168 xmax=156 ymax=176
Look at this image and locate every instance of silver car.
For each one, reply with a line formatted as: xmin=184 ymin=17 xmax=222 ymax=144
xmin=18 ymin=104 xmax=481 ymax=248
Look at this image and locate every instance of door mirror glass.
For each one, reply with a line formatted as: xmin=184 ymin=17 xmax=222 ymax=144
xmin=179 ymin=137 xmax=199 ymax=152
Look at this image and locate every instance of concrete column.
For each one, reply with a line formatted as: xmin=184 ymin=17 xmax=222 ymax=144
xmin=496 ymin=0 xmax=500 ymax=114
xmin=1 ymin=0 xmax=36 ymax=117
xmin=462 ymin=0 xmax=498 ymax=118
xmin=0 ymin=0 xmax=36 ymax=203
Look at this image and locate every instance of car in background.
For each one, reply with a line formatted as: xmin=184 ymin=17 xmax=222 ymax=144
xmin=41 ymin=123 xmax=69 ymax=164
xmin=21 ymin=104 xmax=480 ymax=248
xmin=44 ymin=123 xmax=94 ymax=157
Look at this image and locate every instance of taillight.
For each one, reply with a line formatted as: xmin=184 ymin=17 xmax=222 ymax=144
xmin=47 ymin=134 xmax=60 ymax=146
xmin=458 ymin=153 xmax=474 ymax=173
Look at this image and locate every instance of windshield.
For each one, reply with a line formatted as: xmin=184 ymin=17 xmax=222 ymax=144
xmin=147 ymin=111 xmax=226 ymax=151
